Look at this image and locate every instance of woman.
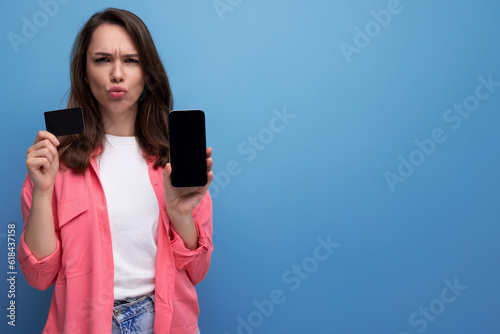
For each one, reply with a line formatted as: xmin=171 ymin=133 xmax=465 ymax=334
xmin=19 ymin=8 xmax=213 ymax=334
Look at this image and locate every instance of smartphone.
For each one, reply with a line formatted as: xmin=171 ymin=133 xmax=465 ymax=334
xmin=168 ymin=109 xmax=207 ymax=187
xmin=44 ymin=107 xmax=85 ymax=136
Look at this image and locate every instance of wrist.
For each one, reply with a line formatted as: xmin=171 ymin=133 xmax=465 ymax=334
xmin=167 ymin=208 xmax=192 ymax=224
xmin=167 ymin=210 xmax=199 ymax=250
xmin=32 ymin=186 xmax=54 ymax=199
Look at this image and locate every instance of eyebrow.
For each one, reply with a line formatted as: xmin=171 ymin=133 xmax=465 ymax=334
xmin=92 ymin=52 xmax=139 ymax=58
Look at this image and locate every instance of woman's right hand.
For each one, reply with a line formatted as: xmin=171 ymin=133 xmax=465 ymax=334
xmin=26 ymin=131 xmax=60 ymax=195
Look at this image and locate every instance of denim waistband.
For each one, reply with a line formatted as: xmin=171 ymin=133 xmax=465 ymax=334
xmin=112 ymin=292 xmax=155 ymax=322
xmin=114 ymin=291 xmax=155 ymax=306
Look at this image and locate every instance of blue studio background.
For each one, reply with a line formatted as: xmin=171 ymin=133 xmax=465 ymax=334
xmin=1 ymin=0 xmax=500 ymax=333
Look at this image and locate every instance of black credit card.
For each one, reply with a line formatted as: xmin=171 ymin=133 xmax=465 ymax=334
xmin=44 ymin=107 xmax=85 ymax=136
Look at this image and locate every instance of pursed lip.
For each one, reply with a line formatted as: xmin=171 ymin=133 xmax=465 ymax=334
xmin=108 ymin=86 xmax=126 ymax=98
xmin=109 ymin=86 xmax=126 ymax=93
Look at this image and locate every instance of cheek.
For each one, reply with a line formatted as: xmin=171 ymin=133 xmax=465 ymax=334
xmin=86 ymin=70 xmax=106 ymax=97
xmin=87 ymin=80 xmax=103 ymax=100
xmin=136 ymin=71 xmax=145 ymax=89
xmin=131 ymin=72 xmax=146 ymax=98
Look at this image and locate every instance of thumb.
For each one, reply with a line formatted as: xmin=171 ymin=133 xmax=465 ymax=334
xmin=164 ymin=163 xmax=172 ymax=178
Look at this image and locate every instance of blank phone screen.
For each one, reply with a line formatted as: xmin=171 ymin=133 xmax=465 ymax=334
xmin=168 ymin=110 xmax=207 ymax=187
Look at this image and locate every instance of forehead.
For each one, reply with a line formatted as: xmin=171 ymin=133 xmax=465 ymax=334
xmin=87 ymin=23 xmax=138 ymax=54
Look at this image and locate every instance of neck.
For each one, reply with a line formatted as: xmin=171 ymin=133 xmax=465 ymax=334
xmin=101 ymin=107 xmax=137 ymax=136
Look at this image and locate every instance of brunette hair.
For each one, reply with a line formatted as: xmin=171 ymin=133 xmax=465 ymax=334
xmin=59 ymin=8 xmax=172 ymax=172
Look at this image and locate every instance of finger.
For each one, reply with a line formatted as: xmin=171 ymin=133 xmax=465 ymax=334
xmin=205 ymin=171 xmax=214 ymax=188
xmin=35 ymin=130 xmax=60 ymax=146
xmin=206 ymin=147 xmax=212 ymax=159
xmin=36 ymin=146 xmax=56 ymax=160
xmin=163 ymin=163 xmax=172 ymax=178
xmin=28 ymin=157 xmax=51 ymax=172
xmin=27 ymin=139 xmax=58 ymax=157
xmin=206 ymin=157 xmax=213 ymax=172
xmin=27 ymin=157 xmax=53 ymax=174
xmin=41 ymin=156 xmax=52 ymax=171
xmin=28 ymin=139 xmax=58 ymax=157
xmin=28 ymin=147 xmax=55 ymax=165
xmin=35 ymin=130 xmax=60 ymax=147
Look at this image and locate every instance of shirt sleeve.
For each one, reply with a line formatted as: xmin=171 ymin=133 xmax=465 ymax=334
xmin=18 ymin=174 xmax=61 ymax=291
xmin=170 ymin=191 xmax=213 ymax=285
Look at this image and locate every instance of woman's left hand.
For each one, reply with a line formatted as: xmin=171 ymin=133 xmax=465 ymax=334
xmin=163 ymin=147 xmax=213 ymax=228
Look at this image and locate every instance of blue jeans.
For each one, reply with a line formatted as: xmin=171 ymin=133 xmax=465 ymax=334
xmin=112 ymin=293 xmax=155 ymax=334
xmin=111 ymin=292 xmax=201 ymax=334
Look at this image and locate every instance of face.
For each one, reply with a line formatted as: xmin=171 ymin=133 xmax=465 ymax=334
xmin=86 ymin=24 xmax=145 ymax=126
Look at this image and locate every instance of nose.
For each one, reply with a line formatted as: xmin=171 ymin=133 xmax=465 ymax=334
xmin=110 ymin=61 xmax=124 ymax=83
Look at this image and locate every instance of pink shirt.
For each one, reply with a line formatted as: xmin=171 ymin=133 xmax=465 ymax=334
xmin=18 ymin=150 xmax=213 ymax=334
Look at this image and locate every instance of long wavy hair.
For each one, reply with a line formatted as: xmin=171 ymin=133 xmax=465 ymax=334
xmin=59 ymin=8 xmax=172 ymax=172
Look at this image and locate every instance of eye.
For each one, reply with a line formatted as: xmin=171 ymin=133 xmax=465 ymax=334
xmin=95 ymin=57 xmax=109 ymax=63
xmin=125 ymin=58 xmax=139 ymax=64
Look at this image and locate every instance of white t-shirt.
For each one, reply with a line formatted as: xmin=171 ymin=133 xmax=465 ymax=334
xmin=97 ymin=134 xmax=160 ymax=300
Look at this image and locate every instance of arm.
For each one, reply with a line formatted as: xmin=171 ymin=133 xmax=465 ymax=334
xmin=24 ymin=131 xmax=59 ymax=258
xmin=18 ymin=131 xmax=62 ymax=290
xmin=24 ymin=186 xmax=58 ymax=259
xmin=163 ymin=148 xmax=214 ymax=284
xmin=163 ymin=147 xmax=214 ymax=250
xmin=170 ymin=192 xmax=213 ymax=285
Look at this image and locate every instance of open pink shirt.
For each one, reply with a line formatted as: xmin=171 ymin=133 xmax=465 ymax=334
xmin=18 ymin=150 xmax=213 ymax=334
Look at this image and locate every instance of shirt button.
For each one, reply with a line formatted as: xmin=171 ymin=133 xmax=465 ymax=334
xmin=153 ymin=180 xmax=159 ymax=186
